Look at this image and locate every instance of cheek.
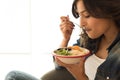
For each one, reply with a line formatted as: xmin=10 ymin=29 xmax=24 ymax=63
xmin=87 ymin=24 xmax=106 ymax=39
xmin=87 ymin=19 xmax=110 ymax=39
xmin=87 ymin=29 xmax=102 ymax=39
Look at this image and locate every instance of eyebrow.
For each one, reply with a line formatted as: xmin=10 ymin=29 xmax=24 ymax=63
xmin=77 ymin=10 xmax=87 ymax=15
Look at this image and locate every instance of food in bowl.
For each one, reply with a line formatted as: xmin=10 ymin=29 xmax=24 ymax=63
xmin=53 ymin=46 xmax=90 ymax=64
xmin=54 ymin=46 xmax=89 ymax=56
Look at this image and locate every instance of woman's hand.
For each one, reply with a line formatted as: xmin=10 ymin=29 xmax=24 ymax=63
xmin=60 ymin=16 xmax=75 ymax=41
xmin=55 ymin=57 xmax=88 ymax=80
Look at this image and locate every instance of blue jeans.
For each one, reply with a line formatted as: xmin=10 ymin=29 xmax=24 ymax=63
xmin=5 ymin=70 xmax=39 ymax=80
xmin=5 ymin=69 xmax=75 ymax=80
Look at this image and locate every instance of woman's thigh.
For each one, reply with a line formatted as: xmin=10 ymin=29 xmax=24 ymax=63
xmin=5 ymin=70 xmax=39 ymax=80
xmin=41 ymin=69 xmax=75 ymax=80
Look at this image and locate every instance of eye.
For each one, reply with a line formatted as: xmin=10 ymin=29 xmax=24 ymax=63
xmin=78 ymin=12 xmax=90 ymax=18
xmin=84 ymin=15 xmax=90 ymax=18
xmin=83 ymin=12 xmax=90 ymax=18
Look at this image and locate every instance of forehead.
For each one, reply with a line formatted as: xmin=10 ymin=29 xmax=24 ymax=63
xmin=76 ymin=0 xmax=86 ymax=14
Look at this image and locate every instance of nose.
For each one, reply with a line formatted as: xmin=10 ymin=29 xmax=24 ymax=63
xmin=80 ymin=17 xmax=86 ymax=28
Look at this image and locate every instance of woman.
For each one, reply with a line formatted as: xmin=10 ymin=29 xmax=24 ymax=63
xmin=55 ymin=0 xmax=120 ymax=80
xmin=5 ymin=0 xmax=120 ymax=80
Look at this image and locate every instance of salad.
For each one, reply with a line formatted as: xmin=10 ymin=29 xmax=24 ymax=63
xmin=54 ymin=46 xmax=88 ymax=56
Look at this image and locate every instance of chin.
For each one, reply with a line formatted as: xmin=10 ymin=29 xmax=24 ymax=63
xmin=88 ymin=35 xmax=100 ymax=39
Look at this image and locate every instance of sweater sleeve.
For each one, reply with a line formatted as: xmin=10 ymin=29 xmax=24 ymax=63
xmin=72 ymin=38 xmax=81 ymax=46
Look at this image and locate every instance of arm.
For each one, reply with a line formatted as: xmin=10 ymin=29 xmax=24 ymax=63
xmin=54 ymin=16 xmax=89 ymax=79
xmin=59 ymin=39 xmax=70 ymax=48
xmin=59 ymin=16 xmax=74 ymax=48
xmin=55 ymin=57 xmax=89 ymax=80
xmin=54 ymin=16 xmax=75 ymax=69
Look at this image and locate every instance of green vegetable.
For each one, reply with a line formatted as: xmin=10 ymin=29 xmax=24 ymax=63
xmin=54 ymin=48 xmax=72 ymax=56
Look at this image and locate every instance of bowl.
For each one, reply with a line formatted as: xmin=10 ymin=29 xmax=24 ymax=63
xmin=52 ymin=46 xmax=90 ymax=64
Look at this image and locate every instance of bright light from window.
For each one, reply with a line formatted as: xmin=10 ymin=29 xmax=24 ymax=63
xmin=0 ymin=0 xmax=31 ymax=53
xmin=0 ymin=0 xmax=80 ymax=54
xmin=31 ymin=0 xmax=80 ymax=54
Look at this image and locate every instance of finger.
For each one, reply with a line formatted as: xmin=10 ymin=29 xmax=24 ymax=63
xmin=60 ymin=24 xmax=74 ymax=31
xmin=80 ymin=57 xmax=86 ymax=62
xmin=61 ymin=28 xmax=73 ymax=35
xmin=60 ymin=16 xmax=69 ymax=22
xmin=60 ymin=25 xmax=73 ymax=30
xmin=60 ymin=22 xmax=74 ymax=29
xmin=78 ymin=57 xmax=86 ymax=68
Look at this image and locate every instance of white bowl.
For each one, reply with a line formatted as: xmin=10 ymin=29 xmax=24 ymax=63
xmin=53 ymin=48 xmax=90 ymax=64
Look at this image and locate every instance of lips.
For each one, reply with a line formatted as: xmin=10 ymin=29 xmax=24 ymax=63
xmin=85 ymin=28 xmax=91 ymax=32
xmin=83 ymin=27 xmax=91 ymax=32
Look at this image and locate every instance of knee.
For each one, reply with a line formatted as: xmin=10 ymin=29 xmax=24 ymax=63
xmin=5 ymin=70 xmax=18 ymax=80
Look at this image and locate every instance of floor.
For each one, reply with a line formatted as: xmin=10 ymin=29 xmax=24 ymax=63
xmin=0 ymin=53 xmax=54 ymax=80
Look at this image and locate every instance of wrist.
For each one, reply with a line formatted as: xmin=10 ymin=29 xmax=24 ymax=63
xmin=62 ymin=38 xmax=70 ymax=42
xmin=59 ymin=39 xmax=70 ymax=47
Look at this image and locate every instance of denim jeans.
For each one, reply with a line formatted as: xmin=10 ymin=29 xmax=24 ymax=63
xmin=5 ymin=70 xmax=39 ymax=80
xmin=5 ymin=69 xmax=75 ymax=80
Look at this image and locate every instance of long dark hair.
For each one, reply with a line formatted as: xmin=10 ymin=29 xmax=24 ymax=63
xmin=72 ymin=0 xmax=120 ymax=53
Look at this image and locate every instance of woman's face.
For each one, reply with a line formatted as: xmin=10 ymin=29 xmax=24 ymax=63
xmin=76 ymin=0 xmax=114 ymax=39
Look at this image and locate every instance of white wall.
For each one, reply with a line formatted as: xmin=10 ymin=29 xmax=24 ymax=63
xmin=0 ymin=0 xmax=32 ymax=79
xmin=0 ymin=0 xmax=31 ymax=54
xmin=31 ymin=0 xmax=80 ymax=54
xmin=31 ymin=0 xmax=80 ymax=78
xmin=0 ymin=0 xmax=81 ymax=80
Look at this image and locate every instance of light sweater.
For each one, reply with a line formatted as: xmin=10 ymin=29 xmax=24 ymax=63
xmin=85 ymin=54 xmax=105 ymax=80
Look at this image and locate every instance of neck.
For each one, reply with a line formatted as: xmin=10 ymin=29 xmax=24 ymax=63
xmin=103 ymin=31 xmax=119 ymax=46
xmin=103 ymin=24 xmax=120 ymax=45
